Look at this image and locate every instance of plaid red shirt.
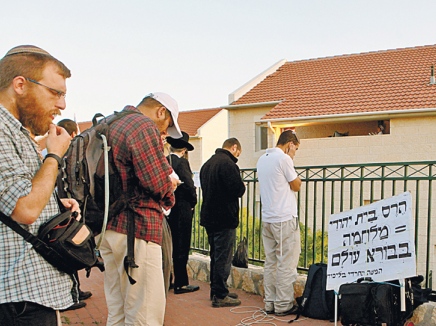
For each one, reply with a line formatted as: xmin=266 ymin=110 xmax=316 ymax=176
xmin=106 ymin=106 xmax=175 ymax=245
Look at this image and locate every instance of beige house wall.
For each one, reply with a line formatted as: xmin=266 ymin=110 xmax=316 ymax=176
xmin=296 ymin=116 xmax=436 ymax=167
xmin=228 ymin=106 xmax=272 ymax=169
xmin=189 ymin=109 xmax=228 ymax=173
xmin=229 ymin=109 xmax=436 ymax=168
xmin=186 ymin=138 xmax=202 ymax=173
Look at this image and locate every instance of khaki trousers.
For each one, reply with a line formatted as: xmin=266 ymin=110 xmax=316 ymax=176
xmin=262 ymin=218 xmax=301 ymax=314
xmin=99 ymin=230 xmax=166 ymax=326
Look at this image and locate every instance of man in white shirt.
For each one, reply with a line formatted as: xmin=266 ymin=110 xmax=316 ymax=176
xmin=256 ymin=130 xmax=302 ymax=316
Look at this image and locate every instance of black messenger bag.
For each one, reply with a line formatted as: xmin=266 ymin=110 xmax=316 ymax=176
xmin=0 ymin=208 xmax=98 ymax=275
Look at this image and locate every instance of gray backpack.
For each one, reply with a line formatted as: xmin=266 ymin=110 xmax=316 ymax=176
xmin=57 ymin=110 xmax=141 ymax=284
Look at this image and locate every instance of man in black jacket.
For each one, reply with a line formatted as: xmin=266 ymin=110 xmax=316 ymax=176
xmin=200 ymin=138 xmax=246 ymax=307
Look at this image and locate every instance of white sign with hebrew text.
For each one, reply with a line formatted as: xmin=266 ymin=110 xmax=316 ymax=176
xmin=326 ymin=191 xmax=416 ymax=291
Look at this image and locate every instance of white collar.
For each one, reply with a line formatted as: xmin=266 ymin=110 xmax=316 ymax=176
xmin=171 ymin=152 xmax=184 ymax=158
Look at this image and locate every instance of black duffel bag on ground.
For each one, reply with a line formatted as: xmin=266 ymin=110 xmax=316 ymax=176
xmin=0 ymin=207 xmax=98 ymax=275
xmin=339 ymin=277 xmax=414 ymax=326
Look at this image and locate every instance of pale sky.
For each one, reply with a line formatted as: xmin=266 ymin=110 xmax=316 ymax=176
xmin=2 ymin=0 xmax=436 ymax=122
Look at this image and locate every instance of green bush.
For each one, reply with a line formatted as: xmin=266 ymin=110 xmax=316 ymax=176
xmin=191 ymin=204 xmax=329 ymax=269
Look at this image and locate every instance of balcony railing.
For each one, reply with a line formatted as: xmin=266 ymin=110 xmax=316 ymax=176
xmin=191 ymin=161 xmax=436 ymax=288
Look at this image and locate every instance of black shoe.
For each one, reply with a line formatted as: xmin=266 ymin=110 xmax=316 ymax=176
xmin=79 ymin=291 xmax=92 ymax=301
xmin=60 ymin=301 xmax=86 ymax=312
xmin=174 ymin=285 xmax=200 ymax=294
xmin=275 ymin=305 xmax=299 ymax=316
xmin=210 ymin=292 xmax=238 ymax=300
xmin=169 ymin=283 xmax=174 ymax=290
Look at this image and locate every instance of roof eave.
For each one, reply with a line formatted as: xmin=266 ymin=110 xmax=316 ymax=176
xmin=221 ymin=101 xmax=281 ymax=110
xmin=258 ymin=108 xmax=436 ymax=125
xmin=228 ymin=59 xmax=287 ymax=104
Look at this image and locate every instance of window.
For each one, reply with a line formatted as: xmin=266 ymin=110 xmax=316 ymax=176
xmin=260 ymin=127 xmax=268 ymax=150
xmin=256 ymin=126 xmax=269 ymax=151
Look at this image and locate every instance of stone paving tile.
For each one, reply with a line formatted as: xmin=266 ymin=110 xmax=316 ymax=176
xmin=61 ymin=269 xmax=340 ymax=325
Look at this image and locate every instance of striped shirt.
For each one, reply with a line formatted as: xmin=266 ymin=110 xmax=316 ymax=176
xmin=106 ymin=106 xmax=175 ymax=245
xmin=0 ymin=105 xmax=73 ymax=309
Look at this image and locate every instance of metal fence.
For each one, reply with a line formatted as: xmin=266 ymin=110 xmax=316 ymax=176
xmin=191 ymin=161 xmax=436 ymax=288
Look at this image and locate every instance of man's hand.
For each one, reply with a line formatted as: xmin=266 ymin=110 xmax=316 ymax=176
xmin=60 ymin=198 xmax=82 ymax=220
xmin=286 ymin=142 xmax=298 ymax=160
xmin=45 ymin=124 xmax=71 ymax=158
xmin=170 ymin=176 xmax=182 ymax=191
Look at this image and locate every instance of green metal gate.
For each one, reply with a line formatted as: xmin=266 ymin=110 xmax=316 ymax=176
xmin=191 ymin=161 xmax=436 ymax=287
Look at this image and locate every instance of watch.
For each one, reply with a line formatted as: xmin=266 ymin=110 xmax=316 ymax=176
xmin=43 ymin=153 xmax=63 ymax=169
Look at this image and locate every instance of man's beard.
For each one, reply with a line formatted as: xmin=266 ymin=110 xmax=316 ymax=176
xmin=17 ymin=93 xmax=60 ymax=136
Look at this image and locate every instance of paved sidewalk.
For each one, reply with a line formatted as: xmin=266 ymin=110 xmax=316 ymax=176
xmin=61 ymin=269 xmax=340 ymax=325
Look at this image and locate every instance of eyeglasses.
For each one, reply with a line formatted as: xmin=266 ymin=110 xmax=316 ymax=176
xmin=25 ymin=78 xmax=66 ymax=99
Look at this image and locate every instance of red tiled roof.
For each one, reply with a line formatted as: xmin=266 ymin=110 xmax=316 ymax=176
xmin=76 ymin=109 xmax=223 ymax=137
xmin=232 ymin=45 xmax=436 ymax=120
xmin=78 ymin=121 xmax=92 ymax=132
xmin=178 ymin=108 xmax=223 ymax=136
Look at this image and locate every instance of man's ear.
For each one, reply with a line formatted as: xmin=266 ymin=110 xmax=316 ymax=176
xmin=12 ymin=76 xmax=26 ymax=95
xmin=157 ymin=106 xmax=166 ymax=119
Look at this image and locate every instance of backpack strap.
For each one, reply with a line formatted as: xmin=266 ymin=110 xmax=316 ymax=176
xmin=92 ymin=113 xmax=105 ymax=126
xmin=124 ymin=208 xmax=138 ymax=285
xmin=106 ymin=110 xmax=142 ymax=285
xmin=428 ymin=290 xmax=436 ymax=301
xmin=0 ymin=211 xmax=39 ymax=245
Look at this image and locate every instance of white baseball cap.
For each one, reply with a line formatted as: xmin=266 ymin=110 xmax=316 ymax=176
xmin=147 ymin=92 xmax=182 ymax=138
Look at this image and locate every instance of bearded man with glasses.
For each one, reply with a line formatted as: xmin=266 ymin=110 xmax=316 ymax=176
xmin=0 ymin=45 xmax=81 ymax=325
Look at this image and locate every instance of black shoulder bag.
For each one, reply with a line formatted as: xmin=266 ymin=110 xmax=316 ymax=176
xmin=0 ymin=198 xmax=98 ymax=275
xmin=232 ymin=237 xmax=249 ymax=268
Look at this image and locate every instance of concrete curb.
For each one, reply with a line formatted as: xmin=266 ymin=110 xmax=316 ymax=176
xmin=187 ymin=253 xmax=436 ymax=325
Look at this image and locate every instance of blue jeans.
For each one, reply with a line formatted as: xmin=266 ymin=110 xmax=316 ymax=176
xmin=0 ymin=302 xmax=57 ymax=326
xmin=206 ymin=228 xmax=235 ymax=299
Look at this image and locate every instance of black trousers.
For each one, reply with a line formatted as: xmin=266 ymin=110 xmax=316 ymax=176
xmin=0 ymin=301 xmax=57 ymax=326
xmin=168 ymin=202 xmax=194 ymax=288
xmin=206 ymin=228 xmax=236 ymax=299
